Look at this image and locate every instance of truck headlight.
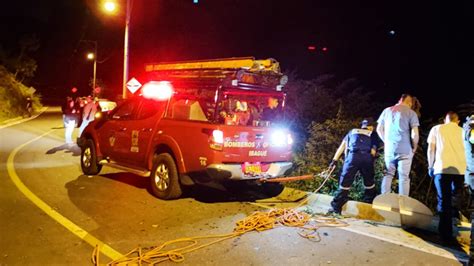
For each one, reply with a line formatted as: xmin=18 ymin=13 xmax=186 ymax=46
xmin=287 ymin=133 xmax=294 ymax=146
xmin=271 ymin=130 xmax=293 ymax=147
xmin=271 ymin=130 xmax=287 ymax=147
xmin=209 ymin=129 xmax=224 ymax=151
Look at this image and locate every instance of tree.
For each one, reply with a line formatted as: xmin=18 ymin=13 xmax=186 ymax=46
xmin=0 ymin=35 xmax=40 ymax=83
xmin=14 ymin=35 xmax=40 ymax=82
xmin=13 ymin=57 xmax=37 ymax=83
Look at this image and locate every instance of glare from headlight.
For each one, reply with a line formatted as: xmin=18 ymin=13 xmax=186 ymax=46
xmin=287 ymin=133 xmax=294 ymax=145
xmin=271 ymin=130 xmax=287 ymax=147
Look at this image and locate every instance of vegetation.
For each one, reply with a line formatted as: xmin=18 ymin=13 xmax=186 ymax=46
xmin=0 ymin=35 xmax=42 ymax=120
xmin=0 ymin=35 xmax=39 ymax=83
xmin=0 ymin=65 xmax=41 ymax=120
xmin=283 ymin=74 xmax=438 ymax=210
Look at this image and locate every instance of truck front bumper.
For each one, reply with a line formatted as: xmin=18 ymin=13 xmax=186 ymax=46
xmin=205 ymin=162 xmax=293 ymax=181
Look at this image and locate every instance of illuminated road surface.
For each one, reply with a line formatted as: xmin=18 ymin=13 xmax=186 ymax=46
xmin=0 ymin=108 xmax=463 ymax=265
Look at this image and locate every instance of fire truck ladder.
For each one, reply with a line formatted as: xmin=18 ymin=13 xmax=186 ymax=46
xmin=145 ymin=57 xmax=281 ymax=74
xmin=145 ymin=57 xmax=287 ymax=92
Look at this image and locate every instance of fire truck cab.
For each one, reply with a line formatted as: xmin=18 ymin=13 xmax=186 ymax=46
xmin=79 ymin=57 xmax=294 ymax=199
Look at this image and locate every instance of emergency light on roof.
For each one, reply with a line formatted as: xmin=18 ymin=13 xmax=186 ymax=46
xmin=142 ymin=81 xmax=173 ymax=101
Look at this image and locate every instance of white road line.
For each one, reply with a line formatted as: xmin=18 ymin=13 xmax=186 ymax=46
xmin=0 ymin=107 xmax=48 ymax=129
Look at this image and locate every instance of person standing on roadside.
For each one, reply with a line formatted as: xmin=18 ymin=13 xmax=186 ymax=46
xmin=25 ymin=96 xmax=33 ymax=117
xmin=427 ymin=111 xmax=466 ymax=243
xmin=78 ymin=95 xmax=97 ymax=137
xmin=64 ymin=96 xmax=79 ymax=146
xmin=376 ymin=94 xmax=420 ymax=196
xmin=464 ymin=114 xmax=474 ymax=192
xmin=461 ymin=115 xmax=474 ymax=264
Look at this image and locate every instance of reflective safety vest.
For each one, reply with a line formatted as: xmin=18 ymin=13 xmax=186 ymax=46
xmin=345 ymin=128 xmax=375 ymax=153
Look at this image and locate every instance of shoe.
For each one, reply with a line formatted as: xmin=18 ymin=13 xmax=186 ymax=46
xmin=439 ymin=236 xmax=458 ymax=246
xmin=361 ymin=198 xmax=374 ymax=204
xmin=453 ymin=217 xmax=461 ymax=226
xmin=468 ymin=257 xmax=474 ymax=266
xmin=327 ymin=208 xmax=342 ymax=215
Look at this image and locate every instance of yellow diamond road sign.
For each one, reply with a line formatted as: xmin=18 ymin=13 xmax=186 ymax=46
xmin=126 ymin=78 xmax=142 ymax=94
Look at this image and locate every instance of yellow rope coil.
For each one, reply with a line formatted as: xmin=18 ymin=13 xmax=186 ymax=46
xmin=93 ymin=208 xmax=347 ymax=265
xmin=92 ymin=167 xmax=343 ymax=265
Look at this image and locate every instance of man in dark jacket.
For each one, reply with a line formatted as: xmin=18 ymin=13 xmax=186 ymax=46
xmin=329 ymin=118 xmax=380 ymax=214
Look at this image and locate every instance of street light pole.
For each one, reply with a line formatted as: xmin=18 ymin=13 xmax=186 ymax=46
xmin=92 ymin=54 xmax=97 ymax=91
xmin=122 ymin=0 xmax=131 ymax=99
xmin=83 ymin=40 xmax=98 ymax=94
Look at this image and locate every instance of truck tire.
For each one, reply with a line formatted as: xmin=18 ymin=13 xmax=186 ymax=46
xmin=81 ymin=139 xmax=102 ymax=175
xmin=261 ymin=182 xmax=284 ymax=197
xmin=150 ymin=153 xmax=182 ymax=200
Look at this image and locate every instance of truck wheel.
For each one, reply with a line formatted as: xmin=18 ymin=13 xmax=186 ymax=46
xmin=81 ymin=139 xmax=102 ymax=175
xmin=150 ymin=153 xmax=182 ymax=200
xmin=261 ymin=182 xmax=284 ymax=197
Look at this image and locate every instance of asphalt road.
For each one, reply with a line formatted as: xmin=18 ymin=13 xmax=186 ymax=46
xmin=0 ymin=107 xmax=464 ymax=265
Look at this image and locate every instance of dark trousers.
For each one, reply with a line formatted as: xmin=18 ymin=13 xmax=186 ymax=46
xmin=433 ymin=174 xmax=464 ymax=239
xmin=470 ymin=211 xmax=474 ymax=266
xmin=331 ymin=153 xmax=376 ymax=212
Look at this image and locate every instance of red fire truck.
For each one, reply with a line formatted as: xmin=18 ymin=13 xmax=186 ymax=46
xmin=79 ymin=57 xmax=297 ymax=199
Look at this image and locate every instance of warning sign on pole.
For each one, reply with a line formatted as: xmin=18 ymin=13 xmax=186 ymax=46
xmin=126 ymin=78 xmax=142 ymax=94
xmin=26 ymin=87 xmax=36 ymax=95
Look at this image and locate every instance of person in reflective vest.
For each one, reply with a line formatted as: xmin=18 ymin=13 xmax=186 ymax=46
xmin=329 ymin=118 xmax=380 ymax=214
xmin=462 ymin=115 xmax=474 ymax=263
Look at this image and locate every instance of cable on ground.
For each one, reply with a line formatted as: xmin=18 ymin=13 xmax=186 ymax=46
xmin=92 ymin=166 xmax=345 ymax=265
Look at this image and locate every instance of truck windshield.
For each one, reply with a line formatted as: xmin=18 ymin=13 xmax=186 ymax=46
xmin=167 ymin=88 xmax=217 ymax=122
xmin=166 ymin=87 xmax=285 ymax=126
xmin=217 ymin=93 xmax=284 ymax=126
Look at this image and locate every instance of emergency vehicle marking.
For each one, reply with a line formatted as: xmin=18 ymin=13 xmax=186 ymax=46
xmin=224 ymin=141 xmax=255 ymax=148
xmin=199 ymin=157 xmax=207 ymax=166
xmin=130 ymin=130 xmax=139 ymax=152
xmin=351 ymin=128 xmax=372 ymax=137
xmin=244 ymin=164 xmax=262 ymax=173
xmin=249 ymin=150 xmax=267 ymax=157
xmin=80 ymin=57 xmax=294 ymax=190
xmin=109 ymin=136 xmax=116 ymax=147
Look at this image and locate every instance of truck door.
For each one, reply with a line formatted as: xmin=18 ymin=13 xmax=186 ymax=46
xmin=117 ymin=98 xmax=167 ymax=167
xmin=96 ymin=119 xmax=123 ymax=159
xmin=103 ymin=99 xmax=140 ymax=162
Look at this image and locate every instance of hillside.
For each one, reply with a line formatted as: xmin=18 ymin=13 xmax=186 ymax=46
xmin=0 ymin=65 xmax=41 ymax=120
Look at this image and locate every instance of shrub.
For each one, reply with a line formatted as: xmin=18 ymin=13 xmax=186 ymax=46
xmin=0 ymin=65 xmax=41 ymax=120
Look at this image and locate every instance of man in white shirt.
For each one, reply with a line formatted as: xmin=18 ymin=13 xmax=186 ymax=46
xmin=79 ymin=96 xmax=98 ymax=137
xmin=427 ymin=111 xmax=466 ymax=242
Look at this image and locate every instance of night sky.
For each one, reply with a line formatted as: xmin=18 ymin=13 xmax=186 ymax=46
xmin=1 ymin=0 xmax=472 ymax=118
